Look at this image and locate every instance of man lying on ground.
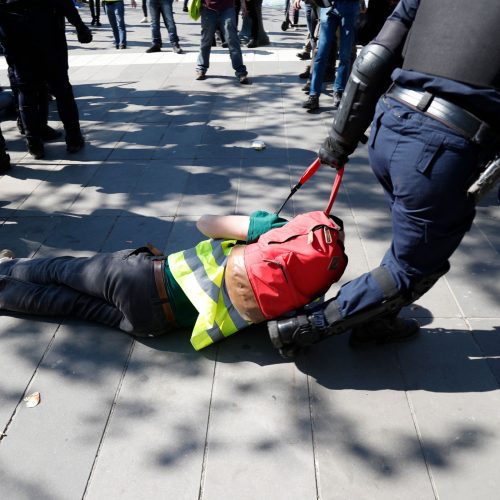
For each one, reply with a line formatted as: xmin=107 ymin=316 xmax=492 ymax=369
xmin=0 ymin=210 xmax=347 ymax=350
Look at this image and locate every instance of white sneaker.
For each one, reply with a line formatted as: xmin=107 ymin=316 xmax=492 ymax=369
xmin=0 ymin=249 xmax=15 ymax=264
xmin=140 ymin=17 xmax=148 ymax=23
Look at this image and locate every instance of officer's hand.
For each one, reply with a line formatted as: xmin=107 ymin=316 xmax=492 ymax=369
xmin=77 ymin=26 xmax=93 ymax=44
xmin=318 ymin=136 xmax=353 ymax=169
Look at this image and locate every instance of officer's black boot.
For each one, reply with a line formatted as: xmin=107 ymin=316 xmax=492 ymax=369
xmin=268 ymin=310 xmax=329 ymax=357
xmin=268 ymin=310 xmax=420 ymax=357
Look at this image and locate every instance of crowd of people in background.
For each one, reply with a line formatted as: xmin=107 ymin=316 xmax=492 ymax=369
xmin=0 ymin=0 xmax=398 ymax=173
xmin=298 ymin=0 xmax=398 ymax=111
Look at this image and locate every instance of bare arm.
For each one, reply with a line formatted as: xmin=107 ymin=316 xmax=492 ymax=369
xmin=196 ymin=215 xmax=251 ymax=241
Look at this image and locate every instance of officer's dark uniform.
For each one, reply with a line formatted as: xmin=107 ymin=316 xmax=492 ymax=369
xmin=0 ymin=0 xmax=91 ymax=155
xmin=268 ymin=0 xmax=500 ymax=353
xmin=331 ymin=0 xmax=500 ymax=319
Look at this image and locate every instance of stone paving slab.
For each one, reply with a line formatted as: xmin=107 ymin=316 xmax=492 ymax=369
xmin=0 ymin=4 xmax=499 ymax=500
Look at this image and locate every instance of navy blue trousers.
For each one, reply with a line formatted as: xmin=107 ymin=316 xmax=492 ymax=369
xmin=0 ymin=250 xmax=169 ymax=337
xmin=327 ymin=97 xmax=480 ymax=320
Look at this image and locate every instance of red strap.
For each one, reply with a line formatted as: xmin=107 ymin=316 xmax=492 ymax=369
xmin=324 ymin=167 xmax=344 ymax=216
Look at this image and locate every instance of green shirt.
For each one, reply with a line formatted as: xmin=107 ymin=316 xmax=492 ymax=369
xmin=164 ymin=210 xmax=287 ymax=327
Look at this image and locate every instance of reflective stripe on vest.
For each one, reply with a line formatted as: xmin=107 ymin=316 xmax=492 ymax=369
xmin=168 ymin=238 xmax=249 ymax=350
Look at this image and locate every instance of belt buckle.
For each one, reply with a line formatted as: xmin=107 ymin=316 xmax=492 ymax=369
xmin=416 ymin=91 xmax=434 ymax=112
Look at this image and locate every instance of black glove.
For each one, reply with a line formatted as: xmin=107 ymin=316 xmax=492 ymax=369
xmin=77 ymin=26 xmax=93 ymax=44
xmin=318 ymin=135 xmax=355 ymax=169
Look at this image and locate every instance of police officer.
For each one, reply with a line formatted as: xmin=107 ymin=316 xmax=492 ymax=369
xmin=268 ymin=0 xmax=500 ymax=356
xmin=0 ymin=0 xmax=92 ymax=159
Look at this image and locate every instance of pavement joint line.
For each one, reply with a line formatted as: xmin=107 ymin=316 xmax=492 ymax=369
xmin=0 ymin=49 xmax=307 ymax=71
xmin=197 ymin=346 xmax=219 ymax=500
xmin=0 ymin=323 xmax=63 ymax=445
xmin=306 ymin=371 xmax=321 ymax=500
xmin=82 ymin=339 xmax=136 ymax=499
xmin=396 ymin=348 xmax=441 ymax=500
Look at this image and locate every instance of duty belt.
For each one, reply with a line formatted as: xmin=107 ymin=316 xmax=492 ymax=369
xmin=386 ymin=84 xmax=497 ymax=145
xmin=153 ymin=259 xmax=177 ymax=326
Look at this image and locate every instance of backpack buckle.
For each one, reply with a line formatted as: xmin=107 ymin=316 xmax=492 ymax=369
xmin=323 ymin=227 xmax=332 ymax=244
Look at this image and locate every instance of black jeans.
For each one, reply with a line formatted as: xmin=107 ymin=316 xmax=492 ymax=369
xmin=89 ymin=0 xmax=101 ymax=20
xmin=0 ymin=250 xmax=170 ymax=337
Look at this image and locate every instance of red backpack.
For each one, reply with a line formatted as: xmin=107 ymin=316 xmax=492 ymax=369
xmin=243 ymin=210 xmax=347 ymax=319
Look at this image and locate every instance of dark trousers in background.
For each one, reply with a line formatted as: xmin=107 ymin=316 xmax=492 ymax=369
xmin=8 ymin=60 xmax=81 ymax=144
xmin=105 ymin=0 xmax=127 ymax=47
xmin=89 ymin=0 xmax=101 ymax=21
xmin=148 ymin=0 xmax=179 ymax=46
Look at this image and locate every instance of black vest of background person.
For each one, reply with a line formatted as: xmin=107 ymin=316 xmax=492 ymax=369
xmin=403 ymin=0 xmax=500 ymax=91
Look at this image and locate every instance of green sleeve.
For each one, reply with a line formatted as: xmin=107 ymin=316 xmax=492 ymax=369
xmin=247 ymin=210 xmax=288 ymax=243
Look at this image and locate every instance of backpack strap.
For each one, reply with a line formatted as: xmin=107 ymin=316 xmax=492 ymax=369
xmin=324 ymin=167 xmax=345 ymax=217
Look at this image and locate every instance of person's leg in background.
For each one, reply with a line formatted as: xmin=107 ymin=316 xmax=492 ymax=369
xmin=141 ymin=0 xmax=148 ymax=21
xmin=89 ymin=0 xmax=102 ymax=25
xmin=303 ymin=6 xmax=339 ymax=110
xmin=245 ymin=0 xmax=260 ymax=47
xmin=89 ymin=0 xmax=97 ymax=24
xmin=220 ymin=6 xmax=249 ymax=81
xmin=147 ymin=0 xmax=162 ymax=51
xmin=104 ymin=1 xmax=121 ymax=48
xmin=196 ymin=7 xmax=218 ymax=78
xmin=46 ymin=64 xmax=84 ymax=153
xmin=7 ymin=65 xmax=25 ymax=135
xmin=332 ymin=0 xmax=359 ymax=108
xmin=159 ymin=0 xmax=183 ymax=52
xmin=114 ymin=0 xmax=127 ymax=48
xmin=16 ymin=82 xmax=45 ymax=158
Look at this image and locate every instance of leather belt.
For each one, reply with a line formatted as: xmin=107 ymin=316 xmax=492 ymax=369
xmin=153 ymin=259 xmax=176 ymax=326
xmin=386 ymin=84 xmax=496 ymax=145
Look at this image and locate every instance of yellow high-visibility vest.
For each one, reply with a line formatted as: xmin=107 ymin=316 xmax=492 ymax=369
xmin=168 ymin=238 xmax=250 ymax=350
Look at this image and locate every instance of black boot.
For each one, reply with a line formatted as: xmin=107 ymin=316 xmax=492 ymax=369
xmin=302 ymin=94 xmax=319 ymax=110
xmin=268 ymin=310 xmax=328 ymax=357
xmin=299 ymin=67 xmax=311 ymax=79
xmin=27 ymin=138 xmax=45 ymax=159
xmin=268 ymin=310 xmax=420 ymax=357
xmin=66 ymin=135 xmax=85 ymax=154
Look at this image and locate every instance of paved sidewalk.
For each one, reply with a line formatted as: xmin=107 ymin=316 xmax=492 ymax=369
xmin=0 ymin=6 xmax=499 ymax=500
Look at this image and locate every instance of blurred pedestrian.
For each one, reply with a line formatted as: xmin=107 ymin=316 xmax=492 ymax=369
xmin=89 ymin=0 xmax=101 ymax=25
xmin=145 ymin=0 xmax=184 ymax=53
xmin=102 ymin=0 xmax=136 ymax=49
xmin=140 ymin=0 xmax=148 ymax=21
xmin=303 ymin=0 xmax=360 ymax=111
xmin=195 ymin=0 xmax=250 ymax=83
xmin=0 ymin=0 xmax=92 ymax=158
